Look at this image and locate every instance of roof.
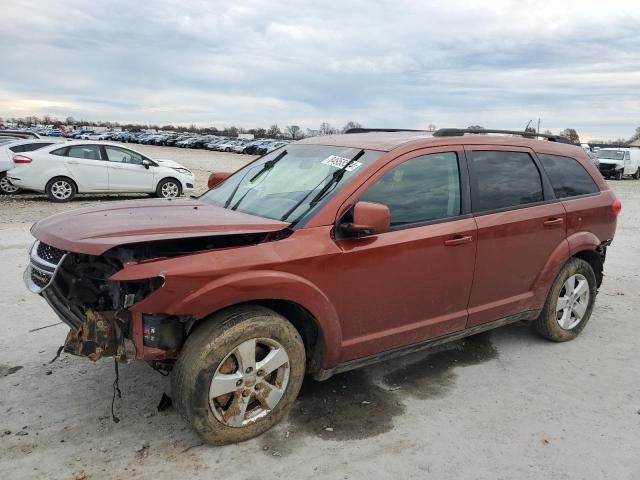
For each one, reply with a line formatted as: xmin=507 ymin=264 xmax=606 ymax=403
xmin=295 ymin=131 xmax=585 ymax=156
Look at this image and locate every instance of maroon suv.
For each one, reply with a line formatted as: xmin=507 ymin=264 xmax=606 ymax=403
xmin=24 ymin=128 xmax=620 ymax=444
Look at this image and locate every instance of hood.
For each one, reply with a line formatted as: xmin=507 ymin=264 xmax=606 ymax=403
xmin=154 ymin=159 xmax=189 ymax=169
xmin=31 ymin=198 xmax=289 ymax=255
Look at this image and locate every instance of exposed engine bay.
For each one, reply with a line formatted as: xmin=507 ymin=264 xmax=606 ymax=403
xmin=25 ymin=232 xmax=280 ymax=365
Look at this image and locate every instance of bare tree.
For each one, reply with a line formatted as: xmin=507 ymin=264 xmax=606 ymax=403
xmin=426 ymin=124 xmax=437 ymax=132
xmin=319 ymin=122 xmax=337 ymax=135
xmin=341 ymin=121 xmax=362 ymax=133
xmin=285 ymin=125 xmax=303 ymax=140
xmin=267 ymin=125 xmax=281 ymax=138
xmin=559 ymin=128 xmax=580 ymax=145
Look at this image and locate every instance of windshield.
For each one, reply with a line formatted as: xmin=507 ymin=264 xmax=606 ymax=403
xmin=596 ymin=150 xmax=625 ymax=160
xmin=200 ymin=144 xmax=382 ymax=223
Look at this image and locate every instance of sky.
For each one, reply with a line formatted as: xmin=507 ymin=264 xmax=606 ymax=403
xmin=0 ymin=0 xmax=639 ymax=140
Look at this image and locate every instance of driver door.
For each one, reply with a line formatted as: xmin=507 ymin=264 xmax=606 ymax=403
xmin=327 ymin=147 xmax=477 ymax=362
xmin=102 ymin=145 xmax=155 ymax=192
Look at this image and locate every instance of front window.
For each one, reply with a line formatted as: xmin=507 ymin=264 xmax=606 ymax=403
xmin=595 ymin=150 xmax=625 ymax=160
xmin=104 ymin=146 xmax=146 ymax=165
xmin=200 ymin=144 xmax=382 ymax=223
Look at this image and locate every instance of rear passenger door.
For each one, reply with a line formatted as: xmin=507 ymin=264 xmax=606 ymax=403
xmin=465 ymin=146 xmax=566 ymax=328
xmin=63 ymin=144 xmax=109 ymax=191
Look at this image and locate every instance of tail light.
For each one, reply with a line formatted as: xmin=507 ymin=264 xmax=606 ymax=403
xmin=13 ymin=155 xmax=32 ymax=164
xmin=612 ymin=198 xmax=622 ymax=217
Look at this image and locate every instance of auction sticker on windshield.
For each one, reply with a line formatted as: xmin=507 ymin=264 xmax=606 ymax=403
xmin=321 ymin=155 xmax=362 ymax=171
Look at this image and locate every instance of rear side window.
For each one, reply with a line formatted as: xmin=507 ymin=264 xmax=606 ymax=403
xmin=51 ymin=147 xmax=68 ymax=156
xmin=470 ymin=151 xmax=543 ymax=212
xmin=538 ymin=153 xmax=599 ymax=198
xmin=9 ymin=145 xmax=25 ymax=153
xmin=67 ymin=145 xmax=102 ymax=160
xmin=360 ymin=152 xmax=461 ymax=226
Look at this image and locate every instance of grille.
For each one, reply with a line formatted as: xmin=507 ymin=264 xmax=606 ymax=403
xmin=30 ymin=268 xmax=51 ymax=289
xmin=599 ymin=163 xmax=615 ymax=172
xmin=37 ymin=242 xmax=66 ymax=264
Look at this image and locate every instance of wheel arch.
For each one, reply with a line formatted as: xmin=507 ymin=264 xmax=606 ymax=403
xmin=189 ymin=299 xmax=326 ymax=374
xmin=126 ymin=269 xmax=343 ymax=369
xmin=46 ymin=174 xmax=79 ymax=193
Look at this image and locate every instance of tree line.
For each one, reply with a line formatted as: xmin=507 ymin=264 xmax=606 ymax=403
xmin=1 ymin=115 xmax=639 ymax=145
xmin=0 ymin=115 xmax=366 ymax=140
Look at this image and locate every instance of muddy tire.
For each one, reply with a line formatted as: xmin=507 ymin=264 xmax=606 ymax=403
xmin=533 ymin=258 xmax=597 ymax=342
xmin=45 ymin=176 xmax=77 ymax=202
xmin=171 ymin=305 xmax=306 ymax=445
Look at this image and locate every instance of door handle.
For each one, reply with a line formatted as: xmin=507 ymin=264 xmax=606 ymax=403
xmin=444 ymin=235 xmax=474 ymax=246
xmin=67 ymin=160 xmax=79 ymax=164
xmin=543 ymin=217 xmax=564 ymax=227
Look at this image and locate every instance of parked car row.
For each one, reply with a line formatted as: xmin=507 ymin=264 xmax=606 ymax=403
xmin=1 ymin=137 xmax=194 ymax=201
xmin=99 ymin=131 xmax=291 ymax=155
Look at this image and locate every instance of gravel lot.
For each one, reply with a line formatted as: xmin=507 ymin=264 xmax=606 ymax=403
xmin=0 ymin=145 xmax=638 ymax=480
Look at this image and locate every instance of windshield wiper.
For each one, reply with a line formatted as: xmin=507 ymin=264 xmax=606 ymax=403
xmin=280 ymin=149 xmax=365 ymax=223
xmin=224 ymin=150 xmax=287 ymax=209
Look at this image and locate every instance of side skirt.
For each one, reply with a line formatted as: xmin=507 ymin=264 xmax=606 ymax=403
xmin=312 ymin=310 xmax=538 ymax=381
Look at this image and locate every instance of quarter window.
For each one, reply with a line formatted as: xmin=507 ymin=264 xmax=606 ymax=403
xmin=538 ymin=153 xmax=598 ymax=198
xmin=360 ymin=152 xmax=461 ymax=226
xmin=67 ymin=145 xmax=102 ymax=161
xmin=470 ymin=151 xmax=543 ymax=212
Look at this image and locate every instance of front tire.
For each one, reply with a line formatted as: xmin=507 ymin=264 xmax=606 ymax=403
xmin=45 ymin=176 xmax=76 ymax=202
xmin=171 ymin=306 xmax=305 ymax=445
xmin=533 ymin=258 xmax=597 ymax=342
xmin=616 ymin=170 xmax=623 ymax=180
xmin=156 ymin=178 xmax=182 ymax=198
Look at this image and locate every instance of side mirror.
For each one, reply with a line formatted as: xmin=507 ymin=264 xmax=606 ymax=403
xmin=341 ymin=201 xmax=390 ymax=237
xmin=208 ymin=172 xmax=232 ymax=189
xmin=142 ymin=159 xmax=151 ymax=169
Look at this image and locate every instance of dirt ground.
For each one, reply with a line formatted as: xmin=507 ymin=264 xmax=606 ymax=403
xmin=0 ymin=144 xmax=639 ymax=480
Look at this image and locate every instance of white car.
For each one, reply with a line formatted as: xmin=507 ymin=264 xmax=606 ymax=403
xmin=0 ymin=139 xmax=60 ymax=194
xmin=7 ymin=141 xmax=194 ymax=202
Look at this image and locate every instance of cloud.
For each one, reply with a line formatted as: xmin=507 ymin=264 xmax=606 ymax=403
xmin=0 ymin=0 xmax=639 ymax=139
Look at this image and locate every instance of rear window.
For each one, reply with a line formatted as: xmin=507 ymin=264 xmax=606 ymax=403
xmin=470 ymin=151 xmax=543 ymax=212
xmin=538 ymin=154 xmax=599 ymax=198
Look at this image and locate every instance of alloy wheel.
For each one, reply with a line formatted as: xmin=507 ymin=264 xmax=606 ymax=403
xmin=556 ymin=273 xmax=590 ymax=330
xmin=209 ymin=338 xmax=290 ymax=428
xmin=160 ymin=181 xmax=180 ymax=198
xmin=0 ymin=175 xmax=19 ymax=194
xmin=50 ymin=180 xmax=73 ymax=200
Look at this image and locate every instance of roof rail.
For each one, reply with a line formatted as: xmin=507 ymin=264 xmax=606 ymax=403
xmin=433 ymin=128 xmax=573 ymax=144
xmin=344 ymin=128 xmax=429 ymax=134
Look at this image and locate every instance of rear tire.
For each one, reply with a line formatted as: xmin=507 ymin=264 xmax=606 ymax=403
xmin=633 ymin=168 xmax=640 ymax=180
xmin=533 ymin=258 xmax=597 ymax=342
xmin=45 ymin=176 xmax=76 ymax=202
xmin=171 ymin=305 xmax=306 ymax=445
xmin=0 ymin=173 xmax=20 ymax=194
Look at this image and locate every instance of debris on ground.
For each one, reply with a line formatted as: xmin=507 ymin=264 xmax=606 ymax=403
xmin=157 ymin=393 xmax=172 ymax=412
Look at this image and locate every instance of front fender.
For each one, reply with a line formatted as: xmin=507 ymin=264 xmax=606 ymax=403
xmin=126 ymin=269 xmax=343 ymax=368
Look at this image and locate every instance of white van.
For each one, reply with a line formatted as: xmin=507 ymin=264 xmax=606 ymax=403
xmin=596 ymin=148 xmax=640 ymax=180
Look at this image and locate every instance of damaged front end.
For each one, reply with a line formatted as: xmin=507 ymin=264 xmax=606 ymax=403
xmin=24 ymin=240 xmax=187 ymax=365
